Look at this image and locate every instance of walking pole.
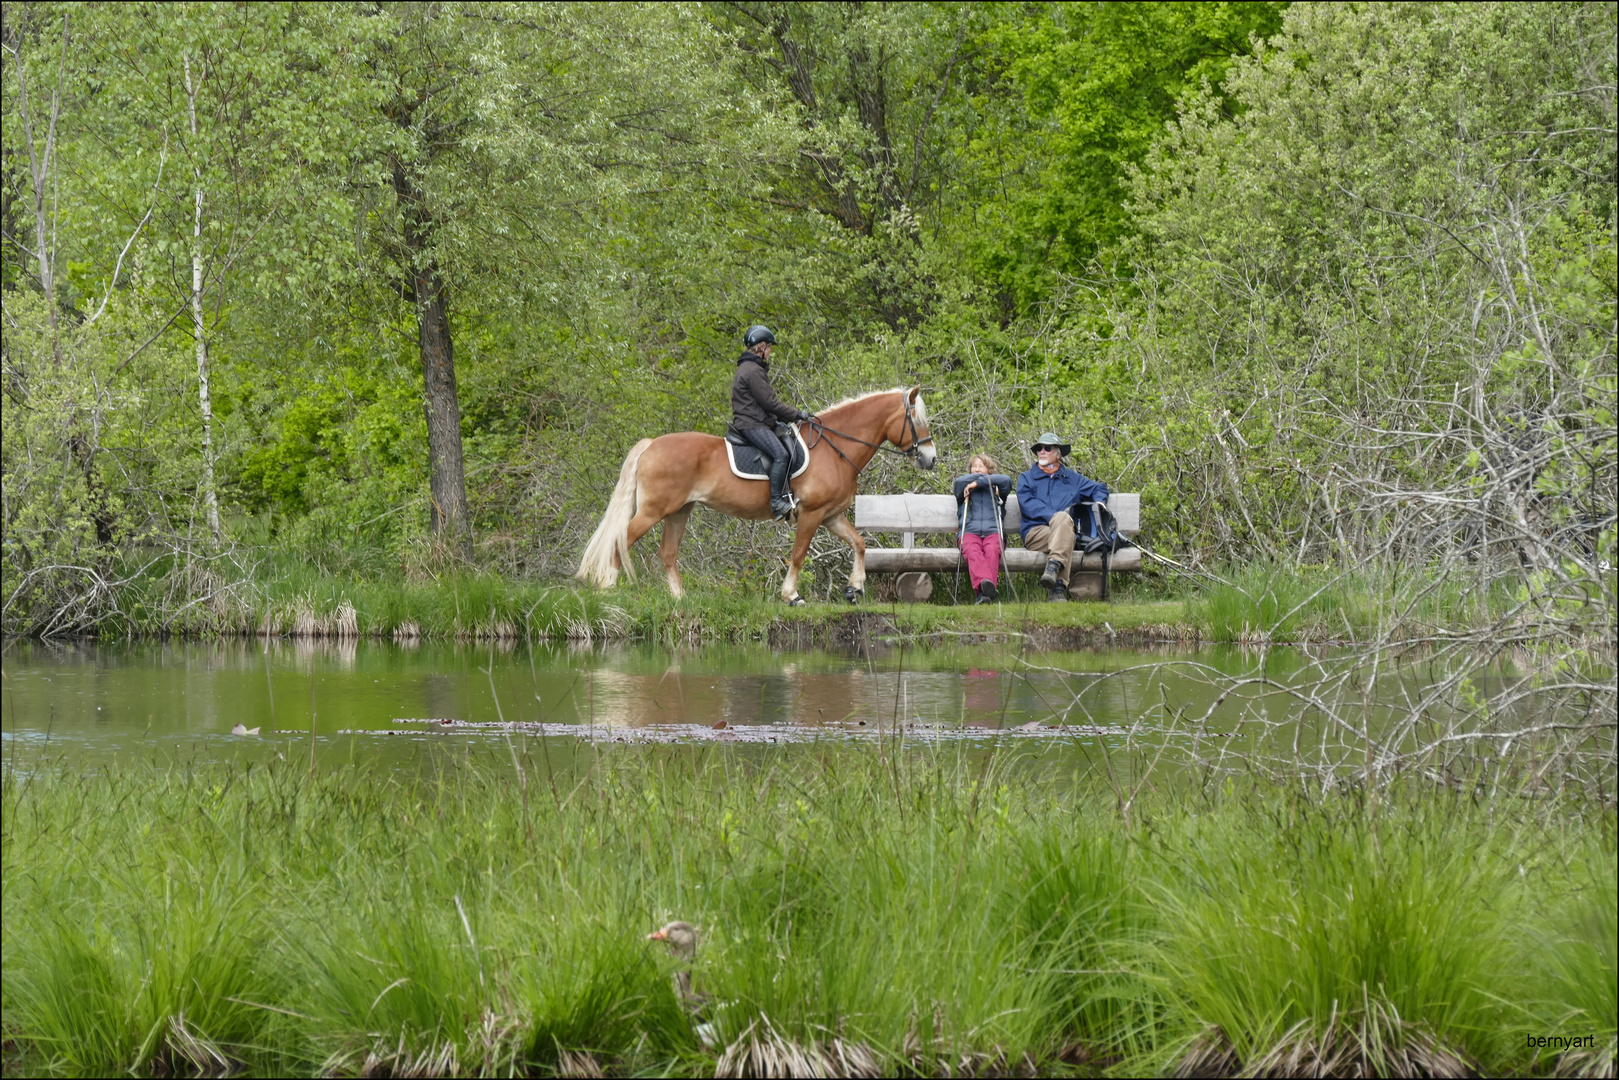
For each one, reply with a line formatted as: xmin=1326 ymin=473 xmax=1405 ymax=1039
xmin=1097 ymin=502 xmax=1115 ymax=602
xmin=952 ymin=484 xmax=967 ymax=604
xmin=994 ymin=481 xmax=1018 ymax=605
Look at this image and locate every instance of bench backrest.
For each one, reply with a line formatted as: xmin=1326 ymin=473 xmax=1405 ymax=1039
xmin=854 ymin=492 xmax=1139 ymax=537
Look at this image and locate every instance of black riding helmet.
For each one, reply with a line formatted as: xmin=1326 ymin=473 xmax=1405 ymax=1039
xmin=744 ymin=325 xmax=776 ymax=348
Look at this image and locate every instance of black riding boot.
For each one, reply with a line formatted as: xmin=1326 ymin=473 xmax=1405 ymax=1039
xmin=741 ymin=426 xmax=794 ymax=519
xmin=767 ymin=452 xmax=794 ymax=519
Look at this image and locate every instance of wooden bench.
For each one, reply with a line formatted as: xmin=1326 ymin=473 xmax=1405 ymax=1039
xmin=853 ymin=492 xmax=1142 ymax=599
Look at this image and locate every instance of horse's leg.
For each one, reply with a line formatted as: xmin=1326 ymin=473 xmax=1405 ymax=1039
xmin=825 ymin=513 xmax=866 ymax=603
xmin=781 ymin=508 xmax=827 ymax=604
xmin=658 ymin=504 xmax=694 ymax=598
xmin=617 ymin=499 xmax=672 ymax=583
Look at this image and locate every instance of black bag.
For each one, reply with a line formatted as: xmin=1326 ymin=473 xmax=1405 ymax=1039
xmin=1078 ymin=501 xmax=1131 ymax=555
xmin=1077 ymin=501 xmax=1130 ymax=600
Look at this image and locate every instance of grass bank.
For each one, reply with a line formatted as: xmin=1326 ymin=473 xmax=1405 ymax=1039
xmin=3 ymin=749 xmax=1613 ymax=1078
xmin=96 ymin=555 xmax=1197 ymax=645
xmin=41 ymin=543 xmax=1610 ymax=646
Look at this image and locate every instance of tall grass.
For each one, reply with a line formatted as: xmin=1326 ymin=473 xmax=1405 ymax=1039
xmin=1187 ymin=562 xmax=1527 ymax=642
xmin=3 ymin=746 xmax=1612 ymax=1077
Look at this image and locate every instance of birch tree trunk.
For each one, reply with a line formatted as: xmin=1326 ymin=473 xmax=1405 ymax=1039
xmin=9 ymin=7 xmax=67 ymax=361
xmin=184 ymin=54 xmax=221 ymax=548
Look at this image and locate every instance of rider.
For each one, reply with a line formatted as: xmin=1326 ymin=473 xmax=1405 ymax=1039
xmin=731 ymin=325 xmax=813 ymax=519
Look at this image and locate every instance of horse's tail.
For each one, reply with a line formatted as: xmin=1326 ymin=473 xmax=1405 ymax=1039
xmin=576 ymin=438 xmax=653 ymax=588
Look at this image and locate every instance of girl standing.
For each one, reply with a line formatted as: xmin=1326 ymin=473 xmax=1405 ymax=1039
xmin=953 ymin=454 xmax=1012 ymax=603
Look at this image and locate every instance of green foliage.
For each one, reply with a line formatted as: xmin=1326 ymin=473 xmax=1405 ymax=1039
xmin=966 ymin=1 xmax=1287 ymax=305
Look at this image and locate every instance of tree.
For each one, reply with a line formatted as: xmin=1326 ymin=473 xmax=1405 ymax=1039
xmin=961 ymin=1 xmax=1286 ymax=309
xmin=1115 ymin=0 xmax=1615 ymax=570
xmin=63 ymin=3 xmax=371 ymax=547
xmin=714 ymin=1 xmax=978 ymax=329
xmin=357 ymin=2 xmax=778 ymax=557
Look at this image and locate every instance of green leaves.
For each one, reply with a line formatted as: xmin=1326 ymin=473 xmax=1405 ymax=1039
xmin=961 ymin=1 xmax=1287 ymax=305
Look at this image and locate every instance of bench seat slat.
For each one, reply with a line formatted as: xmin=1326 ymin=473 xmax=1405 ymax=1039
xmin=863 ymin=546 xmax=1142 ymax=574
xmin=855 ymin=493 xmax=1138 ymax=536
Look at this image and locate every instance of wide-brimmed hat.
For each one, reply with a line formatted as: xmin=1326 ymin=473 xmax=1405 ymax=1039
xmin=1030 ymin=432 xmax=1071 ymax=456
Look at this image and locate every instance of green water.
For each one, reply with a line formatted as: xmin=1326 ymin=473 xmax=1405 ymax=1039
xmin=0 ymin=637 xmax=1477 ymax=774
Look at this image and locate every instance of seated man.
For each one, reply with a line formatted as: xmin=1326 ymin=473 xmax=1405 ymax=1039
xmin=1015 ymin=432 xmax=1110 ymax=601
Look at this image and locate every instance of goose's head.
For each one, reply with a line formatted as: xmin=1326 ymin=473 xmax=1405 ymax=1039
xmin=647 ymin=920 xmax=698 ymax=961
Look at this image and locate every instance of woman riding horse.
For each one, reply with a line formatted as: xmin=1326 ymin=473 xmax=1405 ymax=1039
xmin=730 ymin=325 xmax=814 ymax=520
xmin=577 ymin=378 xmax=937 ymax=605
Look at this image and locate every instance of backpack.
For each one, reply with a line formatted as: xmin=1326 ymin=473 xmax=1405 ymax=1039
xmin=1078 ymin=501 xmax=1131 ymax=600
xmin=1078 ymin=501 xmax=1130 ymax=555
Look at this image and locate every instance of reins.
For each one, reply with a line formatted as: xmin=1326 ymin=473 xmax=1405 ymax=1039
xmin=804 ymin=392 xmax=933 ymax=467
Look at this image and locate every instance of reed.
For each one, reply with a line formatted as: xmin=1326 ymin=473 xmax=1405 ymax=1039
xmin=3 ymin=747 xmax=1612 ymax=1077
xmin=1186 ymin=562 xmax=1529 ymax=642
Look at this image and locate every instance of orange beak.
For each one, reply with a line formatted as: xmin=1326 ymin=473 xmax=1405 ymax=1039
xmin=647 ymin=929 xmax=668 ymax=941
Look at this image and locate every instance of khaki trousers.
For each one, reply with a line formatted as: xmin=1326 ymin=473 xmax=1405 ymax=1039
xmin=1022 ymin=511 xmax=1075 ymax=585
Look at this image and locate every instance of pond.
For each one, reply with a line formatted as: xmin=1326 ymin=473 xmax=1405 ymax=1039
xmin=0 ymin=636 xmax=1522 ymax=782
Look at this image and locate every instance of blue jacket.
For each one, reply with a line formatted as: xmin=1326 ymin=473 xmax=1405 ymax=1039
xmin=1015 ymin=464 xmax=1110 ymax=543
xmin=952 ymin=474 xmax=1012 ymax=536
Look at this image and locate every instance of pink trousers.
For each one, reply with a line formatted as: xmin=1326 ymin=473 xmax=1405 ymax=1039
xmin=958 ymin=533 xmax=1003 ymax=589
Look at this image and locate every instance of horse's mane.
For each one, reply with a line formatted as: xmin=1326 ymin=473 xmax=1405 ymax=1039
xmin=817 ymin=386 xmax=926 ymax=424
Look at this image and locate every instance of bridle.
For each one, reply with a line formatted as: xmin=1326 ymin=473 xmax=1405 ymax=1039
xmin=805 ymin=391 xmax=934 ymax=466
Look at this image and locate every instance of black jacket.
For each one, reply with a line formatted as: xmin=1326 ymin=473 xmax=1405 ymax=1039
xmin=731 ymin=352 xmax=800 ymax=429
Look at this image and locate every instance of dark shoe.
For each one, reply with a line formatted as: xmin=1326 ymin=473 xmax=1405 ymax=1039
xmin=1047 ymin=585 xmax=1068 ymax=602
xmin=980 ymin=581 xmax=998 ymax=602
xmin=770 ymin=495 xmax=797 ymax=520
xmin=1038 ymin=559 xmax=1063 ymax=589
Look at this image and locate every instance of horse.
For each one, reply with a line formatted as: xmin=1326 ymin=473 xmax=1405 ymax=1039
xmin=576 ymin=386 xmax=937 ymax=604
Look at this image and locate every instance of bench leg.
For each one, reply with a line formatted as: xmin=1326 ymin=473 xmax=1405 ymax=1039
xmin=1068 ymin=572 xmax=1104 ymax=600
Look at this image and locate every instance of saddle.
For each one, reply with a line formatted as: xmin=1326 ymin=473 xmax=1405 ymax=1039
xmin=724 ymin=422 xmax=811 ymax=482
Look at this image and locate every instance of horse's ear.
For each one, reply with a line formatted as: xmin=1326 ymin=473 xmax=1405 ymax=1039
xmin=908 ymin=384 xmax=921 ymax=403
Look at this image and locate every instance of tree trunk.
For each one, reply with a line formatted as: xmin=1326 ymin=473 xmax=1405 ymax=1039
xmin=191 ymin=186 xmax=221 ymax=548
xmin=9 ymin=7 xmax=66 ymax=359
xmin=413 ymin=262 xmax=473 ymax=557
xmin=391 ymin=153 xmax=473 ymax=557
xmin=184 ymin=55 xmax=221 ymax=548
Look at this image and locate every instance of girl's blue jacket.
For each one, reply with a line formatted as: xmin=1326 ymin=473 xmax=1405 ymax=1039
xmin=951 ymin=474 xmax=1012 ymax=535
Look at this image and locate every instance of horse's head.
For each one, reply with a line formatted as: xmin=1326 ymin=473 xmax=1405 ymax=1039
xmin=894 ymin=385 xmax=937 ymax=470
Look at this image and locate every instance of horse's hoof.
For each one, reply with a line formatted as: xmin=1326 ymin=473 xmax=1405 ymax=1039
xmin=844 ymin=586 xmax=863 ymax=605
xmin=787 ymin=594 xmax=807 ymax=607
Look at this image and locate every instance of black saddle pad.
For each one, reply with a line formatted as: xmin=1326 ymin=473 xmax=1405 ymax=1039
xmin=725 ymin=423 xmax=809 ymax=480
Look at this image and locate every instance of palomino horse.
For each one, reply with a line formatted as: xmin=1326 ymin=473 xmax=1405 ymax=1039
xmin=577 ymin=387 xmax=937 ymax=604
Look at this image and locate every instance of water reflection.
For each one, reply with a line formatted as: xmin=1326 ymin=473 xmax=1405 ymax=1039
xmin=0 ymin=637 xmax=1545 ymax=782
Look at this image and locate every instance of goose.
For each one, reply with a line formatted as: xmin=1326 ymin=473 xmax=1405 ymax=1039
xmin=648 ymin=921 xmax=718 ymax=1047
